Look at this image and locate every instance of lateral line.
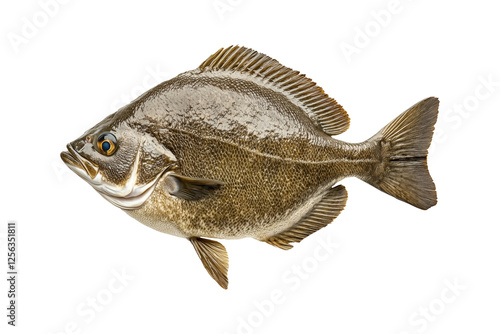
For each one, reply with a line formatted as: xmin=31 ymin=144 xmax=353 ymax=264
xmin=167 ymin=127 xmax=377 ymax=165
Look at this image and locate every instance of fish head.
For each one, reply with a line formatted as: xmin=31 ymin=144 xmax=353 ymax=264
xmin=60 ymin=112 xmax=176 ymax=210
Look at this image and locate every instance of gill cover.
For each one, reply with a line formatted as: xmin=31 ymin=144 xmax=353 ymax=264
xmin=63 ymin=126 xmax=177 ymax=210
xmin=92 ymin=141 xmax=171 ymax=210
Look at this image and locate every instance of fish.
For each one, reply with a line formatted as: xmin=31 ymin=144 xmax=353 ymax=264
xmin=61 ymin=46 xmax=439 ymax=289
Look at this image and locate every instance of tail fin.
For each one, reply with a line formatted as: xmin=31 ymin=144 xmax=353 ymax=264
xmin=366 ymin=97 xmax=439 ymax=210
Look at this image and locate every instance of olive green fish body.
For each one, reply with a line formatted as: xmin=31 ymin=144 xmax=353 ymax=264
xmin=124 ymin=73 xmax=374 ymax=241
xmin=61 ymin=46 xmax=439 ymax=288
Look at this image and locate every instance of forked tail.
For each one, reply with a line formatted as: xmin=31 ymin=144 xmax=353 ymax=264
xmin=365 ymin=97 xmax=439 ymax=210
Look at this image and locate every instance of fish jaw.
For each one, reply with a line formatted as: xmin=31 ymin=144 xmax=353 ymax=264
xmin=61 ymin=144 xmax=99 ymax=179
xmin=60 ymin=143 xmax=168 ymax=210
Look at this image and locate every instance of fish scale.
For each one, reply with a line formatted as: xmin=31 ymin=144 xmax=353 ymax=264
xmin=61 ymin=46 xmax=438 ymax=289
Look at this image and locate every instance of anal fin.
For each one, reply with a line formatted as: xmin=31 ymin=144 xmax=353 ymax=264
xmin=189 ymin=237 xmax=229 ymax=289
xmin=265 ymin=185 xmax=348 ymax=250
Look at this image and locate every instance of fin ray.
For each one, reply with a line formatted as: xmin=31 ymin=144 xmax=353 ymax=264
xmin=198 ymin=46 xmax=350 ymax=136
xmin=189 ymin=237 xmax=229 ymax=289
xmin=365 ymin=97 xmax=439 ymax=209
xmin=265 ymin=185 xmax=348 ymax=250
xmin=165 ymin=174 xmax=223 ymax=201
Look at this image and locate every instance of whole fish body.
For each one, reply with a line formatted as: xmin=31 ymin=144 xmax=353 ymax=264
xmin=61 ymin=46 xmax=438 ymax=288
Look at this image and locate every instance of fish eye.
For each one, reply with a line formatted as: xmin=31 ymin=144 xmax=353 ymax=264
xmin=96 ymin=133 xmax=117 ymax=156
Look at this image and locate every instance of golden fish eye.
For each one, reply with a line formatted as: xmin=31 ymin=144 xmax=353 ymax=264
xmin=96 ymin=133 xmax=117 ymax=156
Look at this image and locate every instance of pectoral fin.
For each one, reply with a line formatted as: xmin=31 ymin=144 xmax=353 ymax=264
xmin=265 ymin=185 xmax=348 ymax=250
xmin=189 ymin=237 xmax=229 ymax=289
xmin=165 ymin=174 xmax=223 ymax=200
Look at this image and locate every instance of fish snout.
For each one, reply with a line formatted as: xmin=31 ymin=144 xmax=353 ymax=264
xmin=61 ymin=143 xmax=99 ymax=179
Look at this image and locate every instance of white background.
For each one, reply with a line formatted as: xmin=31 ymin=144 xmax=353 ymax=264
xmin=1 ymin=0 xmax=499 ymax=333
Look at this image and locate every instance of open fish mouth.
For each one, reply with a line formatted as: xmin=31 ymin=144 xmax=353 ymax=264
xmin=60 ymin=144 xmax=99 ymax=179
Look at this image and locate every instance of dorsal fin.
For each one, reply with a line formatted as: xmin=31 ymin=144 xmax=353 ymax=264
xmin=198 ymin=46 xmax=350 ymax=136
xmin=265 ymin=185 xmax=348 ymax=250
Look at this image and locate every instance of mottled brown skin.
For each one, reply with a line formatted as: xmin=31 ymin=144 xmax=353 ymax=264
xmin=61 ymin=46 xmax=438 ymax=288
xmin=116 ymin=72 xmax=376 ymax=240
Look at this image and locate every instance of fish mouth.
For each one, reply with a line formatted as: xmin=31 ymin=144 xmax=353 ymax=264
xmin=60 ymin=144 xmax=99 ymax=179
xmin=94 ymin=147 xmax=172 ymax=210
xmin=61 ymin=142 xmax=170 ymax=210
xmin=98 ymin=168 xmax=170 ymax=210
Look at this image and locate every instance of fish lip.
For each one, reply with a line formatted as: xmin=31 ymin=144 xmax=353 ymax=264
xmin=61 ymin=144 xmax=99 ymax=179
xmin=60 ymin=150 xmax=81 ymax=169
xmin=97 ymin=163 xmax=174 ymax=210
xmin=100 ymin=168 xmax=169 ymax=210
xmin=61 ymin=140 xmax=173 ymax=210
